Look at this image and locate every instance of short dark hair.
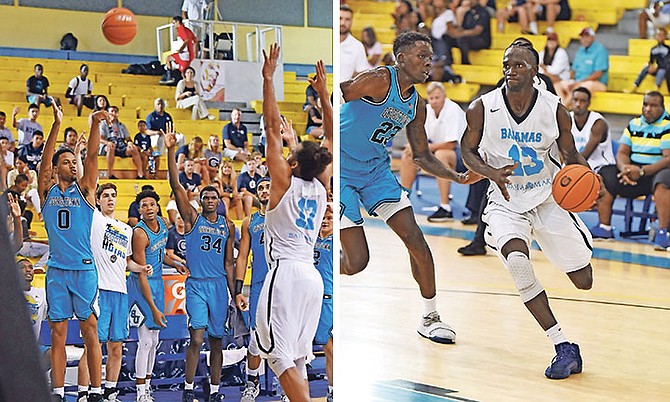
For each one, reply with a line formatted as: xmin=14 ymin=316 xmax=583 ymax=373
xmin=135 ymin=189 xmax=160 ymax=205
xmin=34 ymin=63 xmax=43 ymax=69
xmin=17 ymin=258 xmax=31 ymax=268
xmin=173 ymin=15 xmax=183 ymax=23
xmin=185 ymin=66 xmax=195 ymax=75
xmin=340 ymin=4 xmax=353 ymax=13
xmin=393 ymin=31 xmax=431 ymax=57
xmin=505 ymin=42 xmax=540 ymax=67
xmin=141 ymin=184 xmax=155 ymax=192
xmin=645 ymin=91 xmax=665 ymax=107
xmin=108 ymin=105 xmax=119 ymax=112
xmin=64 ymin=127 xmax=77 ymax=140
xmin=80 ymin=63 xmax=88 ymax=71
xmin=52 ymin=147 xmax=75 ymax=167
xmin=0 ymin=111 xmax=5 ymax=118
xmin=572 ymin=87 xmax=592 ymax=101
xmin=200 ymin=185 xmax=220 ymax=200
xmin=28 ymin=104 xmax=39 ymax=111
xmin=33 ymin=130 xmax=44 ymax=138
xmin=17 ymin=155 xmax=28 ymax=164
xmin=14 ymin=174 xmax=29 ymax=184
xmin=96 ymin=182 xmax=117 ymax=199
xmin=137 ymin=120 xmax=147 ymax=127
xmin=296 ymin=142 xmax=332 ymax=181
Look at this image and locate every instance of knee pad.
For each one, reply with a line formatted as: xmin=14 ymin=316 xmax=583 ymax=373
xmin=268 ymin=357 xmax=295 ymax=378
xmin=506 ymin=251 xmax=544 ymax=303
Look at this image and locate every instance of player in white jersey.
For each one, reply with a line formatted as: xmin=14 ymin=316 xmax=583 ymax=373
xmin=257 ymin=44 xmax=332 ymax=402
xmin=77 ymin=183 xmax=151 ymax=402
xmin=461 ymin=44 xmax=600 ymax=380
xmin=570 ymin=87 xmax=615 ymax=172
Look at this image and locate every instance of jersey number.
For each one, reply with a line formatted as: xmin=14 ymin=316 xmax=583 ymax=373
xmin=259 ymin=231 xmax=265 ymax=245
xmin=296 ymin=198 xmax=318 ymax=230
xmin=57 ymin=209 xmax=70 ymax=229
xmin=370 ymin=122 xmax=401 ymax=146
xmin=508 ymin=144 xmax=544 ymax=176
xmin=313 ymin=249 xmax=321 ymax=266
xmin=201 ymin=235 xmax=222 ymax=253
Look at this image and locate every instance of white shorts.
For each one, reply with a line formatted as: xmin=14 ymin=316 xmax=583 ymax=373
xmin=255 ymin=260 xmax=323 ymax=365
xmin=482 ymin=197 xmax=593 ymax=273
xmin=223 ymin=148 xmax=239 ymax=159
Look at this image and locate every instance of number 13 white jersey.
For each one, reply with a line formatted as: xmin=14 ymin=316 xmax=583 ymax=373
xmin=480 ymin=87 xmax=562 ymax=213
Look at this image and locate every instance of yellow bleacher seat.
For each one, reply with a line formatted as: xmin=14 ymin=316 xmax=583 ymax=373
xmin=629 ymin=39 xmax=656 ymax=58
xmin=415 ymin=82 xmax=481 ymax=103
xmin=590 ymin=92 xmax=644 ymax=115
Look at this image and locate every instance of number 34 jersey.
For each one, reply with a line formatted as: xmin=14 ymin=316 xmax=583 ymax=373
xmin=184 ymin=214 xmax=230 ymax=279
xmin=480 ymin=87 xmax=562 ymax=213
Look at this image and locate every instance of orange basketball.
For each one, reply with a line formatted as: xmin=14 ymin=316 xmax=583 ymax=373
xmin=552 ymin=164 xmax=600 ymax=213
xmin=101 ymin=8 xmax=137 ymax=45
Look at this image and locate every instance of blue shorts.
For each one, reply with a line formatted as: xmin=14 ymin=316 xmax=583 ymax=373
xmin=185 ymin=276 xmax=229 ymax=338
xmin=98 ymin=290 xmax=129 ymax=342
xmin=46 ymin=267 xmax=99 ymax=322
xmin=26 ymin=95 xmax=52 ymax=106
xmin=127 ymin=274 xmax=164 ymax=330
xmin=341 ymin=161 xmax=405 ymax=225
xmin=249 ymin=281 xmax=263 ymax=329
xmin=314 ymin=295 xmax=333 ymax=345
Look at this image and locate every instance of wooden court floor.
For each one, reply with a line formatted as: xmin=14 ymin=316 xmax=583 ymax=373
xmin=338 ymin=220 xmax=670 ymax=402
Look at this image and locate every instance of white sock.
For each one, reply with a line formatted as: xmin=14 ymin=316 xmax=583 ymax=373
xmin=78 ymin=385 xmax=88 ymax=393
xmin=247 ymin=366 xmax=260 ymax=377
xmin=545 ymin=323 xmax=569 ymax=345
xmin=184 ymin=381 xmax=194 ymax=390
xmin=54 ymin=387 xmax=65 ymax=397
xmin=328 ymin=385 xmax=333 ymax=393
xmin=599 ymin=223 xmax=612 ymax=230
xmin=145 ymin=378 xmax=151 ymax=388
xmin=440 ymin=203 xmax=452 ymax=212
xmin=529 ymin=21 xmax=538 ymax=34
xmin=210 ymin=383 xmax=219 ymax=394
xmin=136 ymin=383 xmax=146 ymax=395
xmin=106 ymin=381 xmax=117 ymax=389
xmin=90 ymin=387 xmax=102 ymax=395
xmin=422 ymin=295 xmax=437 ymax=317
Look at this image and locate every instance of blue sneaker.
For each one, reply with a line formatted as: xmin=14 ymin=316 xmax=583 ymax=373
xmin=654 ymin=228 xmax=670 ymax=251
xmin=182 ymin=390 xmax=199 ymax=402
xmin=208 ymin=393 xmax=224 ymax=402
xmin=545 ymin=342 xmax=583 ymax=379
xmin=589 ymin=225 xmax=614 ymax=240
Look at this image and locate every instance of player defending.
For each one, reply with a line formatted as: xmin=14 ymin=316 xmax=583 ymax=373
xmin=38 ymin=103 xmax=107 ymax=402
xmin=77 ymin=183 xmax=151 ymax=401
xmin=235 ymin=176 xmax=271 ymax=402
xmin=314 ymin=205 xmax=334 ymax=402
xmin=165 ymin=122 xmax=235 ymax=402
xmin=258 ymin=44 xmax=332 ymax=402
xmin=340 ymin=31 xmax=476 ymax=343
xmin=461 ymin=43 xmax=597 ymax=379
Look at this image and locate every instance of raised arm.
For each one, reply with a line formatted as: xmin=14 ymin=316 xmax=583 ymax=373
xmin=555 ymin=104 xmax=590 ymax=167
xmin=37 ymin=102 xmax=62 ymax=204
xmin=164 ymin=123 xmax=197 ymax=230
xmin=81 ymin=110 xmax=110 ymax=203
xmin=234 ymin=217 xmax=251 ymax=310
xmin=309 ymin=60 xmax=332 ymax=154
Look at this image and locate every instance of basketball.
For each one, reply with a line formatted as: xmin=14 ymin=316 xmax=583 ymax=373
xmin=101 ymin=7 xmax=137 ymax=45
xmin=551 ymin=164 xmax=600 ymax=212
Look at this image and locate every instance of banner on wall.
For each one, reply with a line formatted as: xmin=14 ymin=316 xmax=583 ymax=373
xmin=164 ymin=274 xmax=187 ymax=315
xmin=191 ymin=59 xmax=226 ymax=102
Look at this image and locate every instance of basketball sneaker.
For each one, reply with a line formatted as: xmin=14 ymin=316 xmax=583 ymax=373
xmin=589 ymin=225 xmax=614 ymax=240
xmin=182 ymin=389 xmax=199 ymax=402
xmin=51 ymin=395 xmax=66 ymax=402
xmin=427 ymin=207 xmax=453 ymax=222
xmin=280 ymin=394 xmax=290 ymax=402
xmin=135 ymin=394 xmax=150 ymax=402
xmin=417 ymin=311 xmax=456 ymax=344
xmin=78 ymin=392 xmax=88 ymax=402
xmin=208 ymin=393 xmax=225 ymax=401
xmin=327 ymin=389 xmax=333 ymax=402
xmin=457 ymin=242 xmax=486 ymax=256
xmin=654 ymin=228 xmax=670 ymax=251
xmin=103 ymin=387 xmax=119 ymax=401
xmin=240 ymin=381 xmax=260 ymax=402
xmin=544 ymin=342 xmax=583 ymax=379
xmin=88 ymin=393 xmax=103 ymax=402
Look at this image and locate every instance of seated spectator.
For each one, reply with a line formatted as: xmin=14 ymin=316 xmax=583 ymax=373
xmin=127 ymin=184 xmax=163 ymax=227
xmin=627 ymin=28 xmax=670 ymax=93
xmin=555 ymin=28 xmax=609 ymax=107
xmin=431 ymin=0 xmax=457 ymax=62
xmin=94 ymin=94 xmax=109 ymax=112
xmin=1 ymin=136 xmax=14 ymax=172
xmin=166 ymin=191 xmax=200 ymax=225
xmin=175 ymin=67 xmax=215 ymax=120
xmin=222 ymin=108 xmax=251 ymax=161
xmin=417 ymin=0 xmax=435 ymax=22
xmin=570 ymin=87 xmax=615 ymax=173
xmin=589 ymin=92 xmax=670 ymax=250
xmin=99 ymin=106 xmax=144 ymax=179
xmin=445 ymin=0 xmax=491 ymax=65
xmin=12 ymin=104 xmax=42 ymax=151
xmin=178 ymin=159 xmax=202 ymax=196
xmin=524 ymin=0 xmax=570 ymax=34
xmin=640 ymin=0 xmax=670 ymax=39
xmin=253 ymin=151 xmax=268 ymax=177
xmin=58 ymin=127 xmax=78 ymax=151
xmin=26 ymin=64 xmax=52 ymax=108
xmin=237 ymin=159 xmax=262 ymax=217
xmin=217 ymin=161 xmax=243 ymax=219
xmin=303 ymin=81 xmax=318 ymax=112
xmin=0 ymin=111 xmax=14 ymax=150
xmin=8 ymin=156 xmax=41 ymax=216
xmin=361 ymin=26 xmax=383 ymax=69
xmin=204 ymin=134 xmax=223 ymax=182
xmin=65 ymin=64 xmax=94 ymax=116
xmin=17 ymin=223 xmax=50 ymax=270
xmin=306 ymin=98 xmax=325 ymax=140
xmin=539 ymin=32 xmax=570 ymax=84
xmin=165 ymin=213 xmax=187 ymax=271
xmin=17 ymin=130 xmax=44 ymax=172
xmin=145 ymin=98 xmax=174 ymax=174
xmin=496 ymin=0 xmax=530 ymax=33
xmin=392 ymin=0 xmax=422 ymax=35
xmin=175 ymin=136 xmax=207 ymax=181
xmin=134 ymin=121 xmax=154 ymax=178
xmin=8 ymin=174 xmax=36 ymax=228
xmin=162 ymin=16 xmax=197 ymax=84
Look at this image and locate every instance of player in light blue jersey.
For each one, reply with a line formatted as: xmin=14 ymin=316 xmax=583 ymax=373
xmin=235 ymin=176 xmax=271 ymax=402
xmin=313 ymin=205 xmax=333 ymax=402
xmin=340 ymin=32 xmax=478 ymax=345
xmin=165 ymin=123 xmax=235 ymax=402
xmin=37 ymin=102 xmax=109 ymax=402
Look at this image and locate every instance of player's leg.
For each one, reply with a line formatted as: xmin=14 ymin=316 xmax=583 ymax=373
xmin=399 ymin=144 xmax=417 ymax=189
xmin=76 ymin=348 xmax=90 ymax=401
xmin=653 ymin=171 xmax=670 ymax=247
xmin=242 ymin=281 xmax=264 ymax=401
xmin=205 ymin=278 xmax=227 ymax=401
xmin=208 ymin=336 xmax=223 ymax=401
xmin=324 ymin=337 xmax=333 ymax=399
xmin=144 ymin=329 xmax=160 ymax=399
xmin=134 ymin=324 xmax=153 ymax=399
xmin=272 ymin=363 xmax=310 ymax=402
xmin=49 ymin=320 xmax=68 ymax=398
xmin=340 ymin=184 xmax=370 ymax=274
xmin=79 ymin=314 xmax=103 ymax=396
xmin=183 ymin=328 xmax=205 ymax=397
xmin=104 ymin=342 xmax=123 ymax=398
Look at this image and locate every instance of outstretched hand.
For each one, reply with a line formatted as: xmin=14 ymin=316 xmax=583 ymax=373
xmin=308 ymin=60 xmax=329 ymax=99
xmin=89 ymin=110 xmax=111 ymax=126
xmin=262 ymin=43 xmax=281 ymax=79
xmin=491 ymin=162 xmax=519 ymax=202
xmin=52 ymin=101 xmax=63 ymax=125
xmin=7 ymin=193 xmax=21 ymax=218
xmin=280 ymin=117 xmax=297 ymax=146
xmin=161 ymin=122 xmax=177 ymax=149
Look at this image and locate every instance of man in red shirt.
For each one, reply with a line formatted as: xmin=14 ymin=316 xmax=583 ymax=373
xmin=162 ymin=16 xmax=197 ymax=84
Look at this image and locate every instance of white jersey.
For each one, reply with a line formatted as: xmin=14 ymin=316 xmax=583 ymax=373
xmin=570 ymin=110 xmax=615 ymax=172
xmin=480 ymin=87 xmax=562 ymax=213
xmin=265 ymin=176 xmax=327 ymax=267
xmin=24 ymin=286 xmax=46 ymax=339
xmin=91 ymin=210 xmax=133 ymax=293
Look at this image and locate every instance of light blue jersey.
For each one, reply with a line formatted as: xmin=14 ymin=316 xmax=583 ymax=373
xmin=134 ymin=218 xmax=168 ymax=279
xmin=43 ymin=183 xmax=95 ymax=270
xmin=184 ymin=214 xmax=229 ymax=279
xmin=249 ymin=211 xmax=268 ymax=285
xmin=314 ymin=234 xmax=333 ymax=296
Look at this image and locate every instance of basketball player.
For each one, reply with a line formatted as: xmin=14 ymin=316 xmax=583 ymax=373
xmin=314 ymin=205 xmax=333 ymax=402
xmin=235 ymin=176 xmax=271 ymax=402
xmin=165 ymin=123 xmax=235 ymax=402
xmin=258 ymin=44 xmax=331 ymax=402
xmin=77 ymin=183 xmax=151 ymax=402
xmin=340 ymin=31 xmax=477 ymax=344
xmin=38 ymin=103 xmax=107 ymax=402
xmin=570 ymin=87 xmax=615 ymax=173
xmin=460 ymin=44 xmax=598 ymax=379
xmin=129 ymin=189 xmax=169 ymax=402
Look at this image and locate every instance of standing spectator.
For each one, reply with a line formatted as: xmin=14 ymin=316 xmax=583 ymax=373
xmin=26 ymin=64 xmax=52 ymax=107
xmin=570 ymin=87 xmax=615 ymax=173
xmin=391 ymin=0 xmax=421 ymax=35
xmin=237 ymin=159 xmax=262 ymax=217
xmin=145 ymin=98 xmax=174 ymax=173
xmin=496 ymin=0 xmax=530 ymax=33
xmin=0 ymin=111 xmax=14 ymax=148
xmin=12 ymin=104 xmax=42 ymax=150
xmin=134 ymin=121 xmax=154 ymax=179
xmin=222 ymin=108 xmax=250 ymax=161
xmin=163 ymin=16 xmax=197 ymax=84
xmin=65 ymin=64 xmax=94 ymax=116
xmin=539 ymin=32 xmax=571 ymax=84
xmin=340 ymin=4 xmax=369 ymax=82
xmin=181 ymin=0 xmax=209 ymax=39
xmin=627 ymin=28 xmax=670 ymax=93
xmin=525 ymin=0 xmax=571 ymax=34
xmin=217 ymin=161 xmax=242 ymax=219
xmin=100 ymin=106 xmax=144 ymax=179
xmin=445 ymin=0 xmax=491 ymax=65
xmin=306 ymin=98 xmax=325 ymax=140
xmin=175 ymin=67 xmax=215 ymax=120
xmin=17 ymin=130 xmax=44 ymax=172
xmin=639 ymin=0 xmax=670 ymax=39
xmin=361 ymin=26 xmax=383 ymax=69
xmin=203 ymin=134 xmax=223 ymax=181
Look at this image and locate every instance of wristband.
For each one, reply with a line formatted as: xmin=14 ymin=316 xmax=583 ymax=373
xmin=234 ymin=279 xmax=244 ymax=296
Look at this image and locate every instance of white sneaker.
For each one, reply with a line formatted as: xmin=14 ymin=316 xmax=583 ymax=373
xmin=240 ymin=381 xmax=260 ymax=402
xmin=136 ymin=393 xmax=150 ymax=402
xmin=280 ymin=394 xmax=290 ymax=402
xmin=417 ymin=311 xmax=456 ymax=344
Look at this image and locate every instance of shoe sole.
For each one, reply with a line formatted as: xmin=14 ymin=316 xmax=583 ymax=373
xmin=545 ymin=364 xmax=582 ymax=379
xmin=427 ymin=217 xmax=453 ymax=222
xmin=458 ymin=250 xmax=487 ymax=256
xmin=592 ymin=237 xmax=615 ymax=242
xmin=417 ymin=330 xmax=455 ymax=344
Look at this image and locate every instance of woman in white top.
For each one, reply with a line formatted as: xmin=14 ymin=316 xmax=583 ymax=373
xmin=539 ymin=32 xmax=570 ymax=84
xmin=175 ymin=67 xmax=215 ymax=120
xmin=361 ymin=27 xmax=383 ymax=69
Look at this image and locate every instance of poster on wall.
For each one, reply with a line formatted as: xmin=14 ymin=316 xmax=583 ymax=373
xmin=192 ymin=59 xmax=226 ymax=102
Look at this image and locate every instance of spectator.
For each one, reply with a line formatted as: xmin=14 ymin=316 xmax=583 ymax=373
xmin=306 ymin=98 xmax=325 ymax=140
xmin=525 ymin=0 xmax=571 ymax=34
xmin=134 ymin=121 xmax=154 ymax=178
xmin=8 ymin=174 xmax=36 ymax=229
xmin=252 ymin=151 xmax=267 ymax=177
xmin=165 ymin=212 xmax=187 ymax=271
xmin=17 ymin=223 xmax=50 ymax=271
xmin=175 ymin=67 xmax=215 ymax=120
xmin=8 ymin=156 xmax=41 ymax=216
xmin=570 ymin=87 xmax=615 ymax=173
xmin=431 ymin=0 xmax=458 ymax=61
xmin=217 ymin=161 xmax=242 ymax=219
xmin=539 ymin=32 xmax=570 ymax=84
xmin=145 ymin=98 xmax=174 ymax=173
xmin=399 ymin=82 xmax=467 ymax=221
xmin=178 ymin=158 xmax=202 ymax=195
xmin=236 ymin=159 xmax=262 ymax=217
xmin=99 ymin=106 xmax=144 ymax=179
xmin=555 ymin=28 xmax=609 ymax=107
xmin=181 ymin=0 xmax=209 ymax=39
xmin=445 ymin=0 xmax=491 ymax=65
xmin=222 ymin=108 xmax=251 ymax=161
xmin=17 ymin=130 xmax=44 ymax=172
xmin=0 ymin=111 xmax=14 ymax=149
xmin=361 ymin=26 xmax=383 ymax=69
xmin=627 ymin=28 xmax=670 ymax=93
xmin=340 ymin=4 xmax=369 ymax=82
xmin=175 ymin=136 xmax=206 ymax=179
xmin=26 ymin=64 xmax=52 ymax=108
xmin=203 ymin=134 xmax=223 ymax=181
xmin=391 ymin=0 xmax=421 ymax=35
xmin=58 ymin=127 xmax=78 ymax=151
xmin=18 ymin=260 xmax=48 ymax=339
xmin=589 ymin=92 xmax=670 ymax=250
xmin=303 ymin=81 xmax=318 ymax=112
xmin=496 ymin=0 xmax=530 ymax=33
xmin=12 ymin=104 xmax=42 ymax=150
xmin=0 ymin=137 xmax=14 ymax=183
xmin=127 ymin=184 xmax=163 ymax=227
xmin=65 ymin=64 xmax=94 ymax=116
xmin=94 ymin=95 xmax=109 ymax=112
xmin=166 ymin=191 xmax=200 ymax=225
xmin=640 ymin=0 xmax=670 ymax=39
xmin=162 ymin=16 xmax=197 ymax=84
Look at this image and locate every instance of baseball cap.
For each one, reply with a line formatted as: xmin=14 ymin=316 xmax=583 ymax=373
xmin=579 ymin=27 xmax=595 ymax=37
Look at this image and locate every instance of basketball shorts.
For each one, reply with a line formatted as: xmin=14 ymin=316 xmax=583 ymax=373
xmin=98 ymin=289 xmax=129 ymax=342
xmin=249 ymin=280 xmax=264 ymax=330
xmin=185 ymin=276 xmax=229 ymax=339
xmin=46 ymin=267 xmax=99 ymax=322
xmin=127 ymin=274 xmax=165 ymax=330
xmin=314 ymin=295 xmax=333 ymax=345
xmin=170 ymin=52 xmax=194 ymax=72
xmin=482 ymin=197 xmax=593 ymax=273
xmin=255 ymin=260 xmax=323 ymax=364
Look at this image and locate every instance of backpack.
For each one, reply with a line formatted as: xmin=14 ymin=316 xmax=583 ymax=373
xmin=60 ymin=33 xmax=78 ymax=51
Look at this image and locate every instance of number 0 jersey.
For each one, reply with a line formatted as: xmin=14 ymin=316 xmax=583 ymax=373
xmin=184 ymin=214 xmax=230 ymax=279
xmin=480 ymin=87 xmax=562 ymax=213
